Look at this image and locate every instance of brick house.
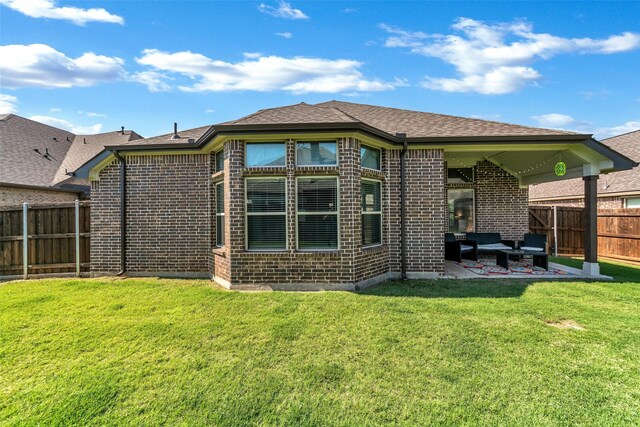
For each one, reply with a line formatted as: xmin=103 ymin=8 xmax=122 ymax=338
xmin=0 ymin=114 xmax=141 ymax=207
xmin=75 ymin=101 xmax=636 ymax=289
xmin=530 ymin=130 xmax=640 ymax=208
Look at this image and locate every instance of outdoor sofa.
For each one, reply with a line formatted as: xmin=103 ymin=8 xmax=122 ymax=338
xmin=465 ymin=232 xmax=515 ymax=253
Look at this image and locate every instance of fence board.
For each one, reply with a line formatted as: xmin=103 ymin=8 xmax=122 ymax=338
xmin=0 ymin=203 xmax=90 ymax=277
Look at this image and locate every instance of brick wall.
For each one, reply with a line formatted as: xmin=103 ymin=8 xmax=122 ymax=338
xmin=0 ymin=186 xmax=79 ymax=208
xmin=91 ymin=161 xmax=121 ymax=275
xmin=388 ymin=148 xmax=446 ymax=276
xmin=91 ymin=154 xmax=211 ymax=276
xmin=475 ymin=161 xmax=529 ymax=240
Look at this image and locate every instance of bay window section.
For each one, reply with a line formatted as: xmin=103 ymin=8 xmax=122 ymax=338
xmin=246 ymin=178 xmax=287 ymax=250
xmin=296 ymin=141 xmax=337 ymax=166
xmin=361 ymin=179 xmax=382 ymax=246
xmin=246 ymin=142 xmax=286 ymax=167
xmin=215 ymin=182 xmax=225 ymax=247
xmin=361 ymin=145 xmax=381 ymax=170
xmin=448 ymin=189 xmax=475 ymax=233
xmin=297 ymin=177 xmax=339 ymax=250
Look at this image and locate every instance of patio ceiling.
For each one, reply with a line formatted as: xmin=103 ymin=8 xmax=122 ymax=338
xmin=443 ymin=139 xmax=637 ymax=187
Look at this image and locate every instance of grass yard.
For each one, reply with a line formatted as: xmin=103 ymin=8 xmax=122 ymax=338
xmin=1 ymin=260 xmax=639 ymax=426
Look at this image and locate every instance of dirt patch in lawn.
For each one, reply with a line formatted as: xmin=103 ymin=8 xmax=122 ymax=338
xmin=545 ymin=319 xmax=586 ymax=331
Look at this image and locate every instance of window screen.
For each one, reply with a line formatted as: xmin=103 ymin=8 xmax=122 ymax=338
xmin=361 ymin=180 xmax=382 ymax=246
xmin=361 ymin=145 xmax=381 ymax=170
xmin=297 ymin=177 xmax=338 ymax=250
xmin=246 ymin=142 xmax=286 ymax=167
xmin=296 ymin=141 xmax=337 ymax=166
xmin=246 ymin=178 xmax=286 ymax=250
xmin=215 ymin=182 xmax=225 ymax=247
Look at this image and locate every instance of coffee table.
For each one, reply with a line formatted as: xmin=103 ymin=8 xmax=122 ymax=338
xmin=496 ymin=249 xmax=548 ymax=271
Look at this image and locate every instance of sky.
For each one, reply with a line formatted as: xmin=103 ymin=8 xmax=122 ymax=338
xmin=0 ymin=0 xmax=639 ymax=139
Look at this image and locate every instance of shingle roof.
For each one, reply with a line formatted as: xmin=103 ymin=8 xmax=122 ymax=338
xmin=0 ymin=114 xmax=141 ymax=190
xmin=529 ymin=129 xmax=640 ymax=199
xmin=125 ymin=125 xmax=212 ymax=146
xmin=219 ymin=101 xmax=579 ymax=138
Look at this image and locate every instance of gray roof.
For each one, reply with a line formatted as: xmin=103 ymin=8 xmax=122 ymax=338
xmin=530 ymin=129 xmax=640 ymax=199
xmin=123 ymin=125 xmax=212 ymax=146
xmin=220 ymin=101 xmax=579 ymax=138
xmin=0 ymin=114 xmax=141 ymax=190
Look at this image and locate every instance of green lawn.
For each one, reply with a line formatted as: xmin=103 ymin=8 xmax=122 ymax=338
xmin=1 ymin=260 xmax=639 ymax=426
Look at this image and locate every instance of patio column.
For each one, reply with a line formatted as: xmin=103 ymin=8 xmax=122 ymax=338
xmin=583 ymin=165 xmax=599 ymax=276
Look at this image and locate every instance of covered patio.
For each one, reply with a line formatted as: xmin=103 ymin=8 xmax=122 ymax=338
xmin=442 ymin=135 xmax=637 ymax=277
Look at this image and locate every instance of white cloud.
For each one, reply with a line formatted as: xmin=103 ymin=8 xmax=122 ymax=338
xmin=258 ymin=1 xmax=308 ymax=19
xmin=276 ymin=32 xmax=293 ymax=39
xmin=130 ymin=70 xmax=171 ymax=92
xmin=49 ymin=107 xmax=61 ymax=112
xmin=135 ymin=49 xmax=400 ymax=94
xmin=595 ymin=120 xmax=640 ymax=140
xmin=470 ymin=113 xmax=502 ymax=120
xmin=243 ymin=52 xmax=263 ymax=58
xmin=0 ymin=44 xmax=126 ymax=89
xmin=0 ymin=93 xmax=18 ymax=114
xmin=0 ymin=0 xmax=123 ymax=25
xmin=78 ymin=111 xmax=106 ymax=118
xmin=381 ymin=18 xmax=640 ymax=94
xmin=531 ymin=113 xmax=592 ymax=133
xmin=342 ymin=8 xmax=357 ymax=13
xmin=30 ymin=115 xmax=102 ymax=134
xmin=205 ymin=109 xmax=215 ymax=113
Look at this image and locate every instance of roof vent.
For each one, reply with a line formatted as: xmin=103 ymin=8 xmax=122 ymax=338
xmin=171 ymin=122 xmax=180 ymax=139
xmin=395 ymin=132 xmax=407 ymax=138
xmin=83 ymin=137 xmax=87 ymax=144
xmin=188 ymin=138 xmax=195 ymax=144
xmin=121 ymin=126 xmax=125 ymax=135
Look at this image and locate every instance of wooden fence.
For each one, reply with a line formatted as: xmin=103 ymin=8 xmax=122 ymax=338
xmin=529 ymin=205 xmax=640 ymax=262
xmin=0 ymin=202 xmax=90 ymax=278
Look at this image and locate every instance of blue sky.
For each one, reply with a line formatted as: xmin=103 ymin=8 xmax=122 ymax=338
xmin=0 ymin=0 xmax=639 ymax=139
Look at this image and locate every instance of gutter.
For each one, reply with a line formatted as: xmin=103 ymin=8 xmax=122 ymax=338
xmin=399 ymin=134 xmax=408 ymax=280
xmin=112 ymin=151 xmax=127 ymax=276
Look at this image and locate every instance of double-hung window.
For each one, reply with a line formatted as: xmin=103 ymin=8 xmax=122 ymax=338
xmin=297 ymin=177 xmax=339 ymax=250
xmin=215 ymin=181 xmax=225 ymax=247
xmin=361 ymin=179 xmax=382 ymax=246
xmin=246 ymin=178 xmax=287 ymax=250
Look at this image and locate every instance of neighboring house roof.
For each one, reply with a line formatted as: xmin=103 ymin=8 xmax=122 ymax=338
xmin=530 ymin=129 xmax=640 ymax=200
xmin=127 ymin=125 xmax=212 ymax=146
xmin=0 ymin=114 xmax=142 ymax=192
xmin=221 ymin=101 xmax=578 ymax=138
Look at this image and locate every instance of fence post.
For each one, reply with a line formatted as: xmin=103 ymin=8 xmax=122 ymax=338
xmin=23 ymin=202 xmax=28 ymax=279
xmin=553 ymin=205 xmax=558 ymax=257
xmin=75 ymin=200 xmax=81 ymax=277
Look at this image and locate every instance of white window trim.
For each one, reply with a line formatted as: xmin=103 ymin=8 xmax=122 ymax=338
xmin=215 ymin=181 xmax=225 ymax=247
xmin=362 ymin=177 xmax=383 ymax=248
xmin=244 ymin=141 xmax=287 ymax=168
xmin=294 ymin=140 xmax=339 ymax=167
xmin=245 ymin=177 xmax=288 ymax=251
xmin=361 ymin=144 xmax=382 ymax=172
xmin=296 ymin=176 xmax=340 ymax=251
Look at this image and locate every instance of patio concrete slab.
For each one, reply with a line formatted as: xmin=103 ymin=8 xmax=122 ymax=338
xmin=444 ymin=259 xmax=612 ymax=280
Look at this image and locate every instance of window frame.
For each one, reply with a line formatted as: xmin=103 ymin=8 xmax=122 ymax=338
xmin=295 ymin=176 xmax=340 ymax=251
xmin=295 ymin=140 xmax=338 ymax=167
xmin=214 ymin=149 xmax=224 ymax=172
xmin=361 ymin=178 xmax=383 ymax=248
xmin=624 ymin=197 xmax=640 ymax=208
xmin=244 ymin=141 xmax=287 ymax=168
xmin=215 ymin=181 xmax=225 ymax=247
xmin=244 ymin=176 xmax=288 ymax=251
xmin=360 ymin=144 xmax=382 ymax=171
xmin=447 ymin=188 xmax=476 ymax=233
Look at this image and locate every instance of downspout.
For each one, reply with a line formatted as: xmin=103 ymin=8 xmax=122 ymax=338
xmin=398 ymin=134 xmax=408 ymax=280
xmin=112 ymin=151 xmax=127 ymax=276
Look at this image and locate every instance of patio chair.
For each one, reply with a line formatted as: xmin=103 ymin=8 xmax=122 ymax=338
xmin=519 ymin=233 xmax=547 ymax=253
xmin=445 ymin=233 xmax=478 ymax=262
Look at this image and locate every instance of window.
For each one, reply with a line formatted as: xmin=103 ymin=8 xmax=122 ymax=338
xmin=625 ymin=197 xmax=640 ymax=208
xmin=361 ymin=145 xmax=381 ymax=170
xmin=296 ymin=141 xmax=337 ymax=166
xmin=447 ymin=167 xmax=474 ymax=183
xmin=214 ymin=149 xmax=224 ymax=172
xmin=448 ymin=189 xmax=474 ymax=233
xmin=246 ymin=178 xmax=286 ymax=250
xmin=297 ymin=177 xmax=338 ymax=250
xmin=215 ymin=182 xmax=225 ymax=247
xmin=361 ymin=179 xmax=382 ymax=246
xmin=246 ymin=142 xmax=286 ymax=167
